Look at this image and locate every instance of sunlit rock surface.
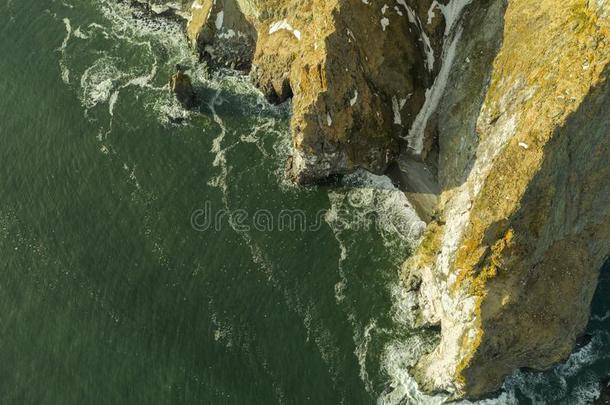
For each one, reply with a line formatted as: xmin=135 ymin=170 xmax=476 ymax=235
xmin=404 ymin=0 xmax=609 ymax=399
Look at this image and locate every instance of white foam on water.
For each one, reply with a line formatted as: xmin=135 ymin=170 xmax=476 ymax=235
xmin=324 ymin=192 xmax=353 ymax=303
xmin=80 ymin=56 xmax=126 ymax=109
xmin=341 ymin=170 xmax=427 ymax=247
xmin=503 ymin=331 xmax=610 ymax=404
xmin=355 ymin=319 xmax=378 ymax=393
xmin=328 ymin=175 xmax=518 ymax=405
xmin=204 ymin=71 xmax=293 ymax=191
xmin=592 ymin=310 xmax=610 ymax=322
xmin=324 ymin=170 xmax=429 ymax=397
xmin=55 ymin=2 xmax=342 ymax=400
xmin=73 ymin=26 xmax=89 ymax=39
xmin=557 ymin=336 xmax=603 ymax=378
xmin=108 ymin=90 xmax=119 ymax=116
xmin=206 ymin=88 xmax=229 ymax=192
xmin=200 ymin=73 xmax=345 ymax=389
xmin=58 ymin=17 xmax=72 ymax=84
xmin=380 ymin=331 xmax=518 ymax=405
xmin=323 ymin=193 xmax=374 ymax=390
xmin=53 ymin=0 xmax=208 ymax=133
xmin=56 ymin=3 xmax=609 ymax=404
xmin=379 ymin=296 xmax=610 ymax=404
xmin=378 ymin=336 xmax=446 ymax=405
xmin=568 ymin=372 xmax=602 ymax=405
xmin=375 ymin=275 xmax=451 ymax=404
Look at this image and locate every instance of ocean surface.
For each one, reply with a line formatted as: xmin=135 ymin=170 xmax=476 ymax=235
xmin=0 ymin=1 xmax=608 ymax=403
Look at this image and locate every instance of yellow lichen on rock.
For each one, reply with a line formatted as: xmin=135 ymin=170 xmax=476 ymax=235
xmin=406 ymin=0 xmax=609 ymax=399
xmin=453 ymin=0 xmax=609 ymax=387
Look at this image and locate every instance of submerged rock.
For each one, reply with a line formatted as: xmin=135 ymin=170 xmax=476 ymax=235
xmin=169 ymin=65 xmax=195 ymax=108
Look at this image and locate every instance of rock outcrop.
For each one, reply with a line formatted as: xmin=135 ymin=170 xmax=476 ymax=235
xmin=403 ymin=0 xmax=610 ymax=399
xmin=186 ymin=0 xmax=257 ymax=70
xmin=169 ymin=66 xmax=196 ymax=108
xmin=130 ymin=0 xmax=193 ymax=19
xmin=185 ymin=0 xmax=456 ymax=183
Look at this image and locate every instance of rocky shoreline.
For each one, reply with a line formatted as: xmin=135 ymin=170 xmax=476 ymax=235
xmin=143 ymin=0 xmax=609 ymax=400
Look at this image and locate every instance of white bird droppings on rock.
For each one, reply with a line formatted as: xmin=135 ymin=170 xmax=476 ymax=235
xmin=269 ymin=19 xmax=301 ymax=40
xmin=350 ymin=90 xmax=359 ymax=106
xmin=381 ymin=17 xmax=390 ymax=31
xmin=215 ymin=11 xmax=224 ymax=30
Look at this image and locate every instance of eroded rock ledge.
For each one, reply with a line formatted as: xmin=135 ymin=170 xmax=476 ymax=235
xmin=142 ymin=0 xmax=609 ymax=400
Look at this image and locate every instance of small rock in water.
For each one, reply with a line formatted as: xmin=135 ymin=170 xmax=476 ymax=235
xmin=169 ymin=64 xmax=195 ymax=109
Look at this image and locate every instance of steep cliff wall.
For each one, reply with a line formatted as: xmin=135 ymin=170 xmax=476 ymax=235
xmin=404 ymin=0 xmax=610 ymax=399
xmin=185 ymin=0 xmax=458 ymax=183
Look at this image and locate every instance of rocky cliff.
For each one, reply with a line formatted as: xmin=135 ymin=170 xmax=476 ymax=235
xmin=140 ymin=0 xmax=609 ymax=400
xmin=403 ymin=0 xmax=609 ymax=399
xmin=185 ymin=0 xmax=458 ymax=183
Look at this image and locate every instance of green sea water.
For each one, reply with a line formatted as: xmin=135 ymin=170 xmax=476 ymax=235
xmin=0 ymin=1 xmax=608 ymax=404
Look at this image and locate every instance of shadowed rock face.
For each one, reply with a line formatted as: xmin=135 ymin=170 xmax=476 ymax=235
xmin=130 ymin=0 xmax=194 ymax=18
xmin=169 ymin=68 xmax=195 ymax=108
xmin=187 ymin=0 xmax=257 ymax=70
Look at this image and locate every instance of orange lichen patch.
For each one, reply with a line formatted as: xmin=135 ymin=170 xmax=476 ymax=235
xmin=407 ymin=221 xmax=445 ymax=270
xmin=455 ymin=321 xmax=483 ymax=387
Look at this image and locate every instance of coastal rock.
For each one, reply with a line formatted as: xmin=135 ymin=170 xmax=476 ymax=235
xmin=169 ymin=67 xmax=196 ymax=108
xmin=150 ymin=0 xmax=609 ymax=400
xmin=185 ymin=0 xmax=450 ymax=183
xmin=403 ymin=0 xmax=610 ymax=399
xmin=130 ymin=0 xmax=193 ymax=19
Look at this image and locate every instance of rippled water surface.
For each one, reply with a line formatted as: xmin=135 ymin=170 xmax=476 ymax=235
xmin=0 ymin=1 xmax=608 ymax=403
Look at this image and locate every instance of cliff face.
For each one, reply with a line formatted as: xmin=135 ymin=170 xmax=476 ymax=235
xmin=186 ymin=0 xmax=456 ymax=182
xmin=404 ymin=0 xmax=610 ymax=399
xmin=142 ymin=0 xmax=609 ymax=400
